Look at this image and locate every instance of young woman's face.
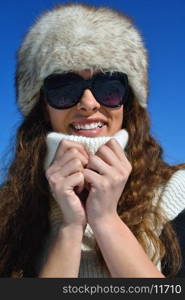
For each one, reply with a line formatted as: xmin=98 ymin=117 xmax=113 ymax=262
xmin=46 ymin=69 xmax=124 ymax=137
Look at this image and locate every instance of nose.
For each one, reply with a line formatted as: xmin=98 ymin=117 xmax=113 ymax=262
xmin=76 ymin=89 xmax=101 ymax=112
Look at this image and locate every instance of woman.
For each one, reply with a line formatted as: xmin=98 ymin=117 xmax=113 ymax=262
xmin=0 ymin=3 xmax=185 ymax=278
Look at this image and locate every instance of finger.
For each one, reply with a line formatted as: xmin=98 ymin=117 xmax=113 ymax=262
xmin=74 ymin=181 xmax=85 ymax=195
xmin=95 ymin=144 xmax=119 ymax=166
xmin=106 ymin=139 xmax=132 ymax=173
xmin=87 ymin=154 xmax=110 ymax=175
xmin=58 ymin=158 xmax=84 ymax=177
xmin=65 ymin=172 xmax=85 ymax=190
xmin=49 ymin=171 xmax=85 ymax=194
xmin=105 ymin=138 xmax=128 ymax=162
xmin=53 ymin=148 xmax=88 ymax=168
xmin=54 ymin=139 xmax=89 ymax=162
xmin=83 ymin=168 xmax=101 ymax=186
xmin=47 ymin=158 xmax=84 ymax=181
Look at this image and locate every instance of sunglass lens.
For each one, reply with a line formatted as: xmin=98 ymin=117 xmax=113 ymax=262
xmin=94 ymin=80 xmax=126 ymax=107
xmin=46 ymin=89 xmax=77 ymax=109
xmin=101 ymin=91 xmax=123 ymax=106
xmin=44 ymin=74 xmax=82 ymax=109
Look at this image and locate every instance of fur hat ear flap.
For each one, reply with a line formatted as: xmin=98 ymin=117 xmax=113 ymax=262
xmin=16 ymin=3 xmax=148 ymax=115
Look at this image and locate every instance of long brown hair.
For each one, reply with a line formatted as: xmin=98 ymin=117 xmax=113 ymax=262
xmin=121 ymin=93 xmax=185 ymax=277
xmin=0 ymin=93 xmax=184 ymax=277
xmin=0 ymin=100 xmax=52 ymax=277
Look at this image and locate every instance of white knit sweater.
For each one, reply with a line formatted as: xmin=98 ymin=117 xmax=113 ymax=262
xmin=37 ymin=169 xmax=185 ymax=277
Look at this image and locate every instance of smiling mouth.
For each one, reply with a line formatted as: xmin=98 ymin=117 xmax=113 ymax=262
xmin=69 ymin=122 xmax=107 ymax=136
xmin=71 ymin=122 xmax=105 ymax=130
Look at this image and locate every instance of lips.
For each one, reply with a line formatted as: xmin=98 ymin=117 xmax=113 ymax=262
xmin=71 ymin=118 xmax=107 ymax=127
xmin=70 ymin=122 xmax=107 ymax=136
xmin=73 ymin=122 xmax=104 ymax=130
xmin=69 ymin=118 xmax=108 ymax=136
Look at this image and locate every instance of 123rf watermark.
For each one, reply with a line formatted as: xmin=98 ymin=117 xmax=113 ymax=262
xmin=60 ymin=283 xmax=182 ymax=296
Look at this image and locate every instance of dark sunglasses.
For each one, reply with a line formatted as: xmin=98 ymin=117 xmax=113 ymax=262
xmin=42 ymin=72 xmax=129 ymax=109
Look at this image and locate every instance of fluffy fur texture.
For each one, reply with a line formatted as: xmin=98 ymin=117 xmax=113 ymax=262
xmin=16 ymin=3 xmax=148 ymax=115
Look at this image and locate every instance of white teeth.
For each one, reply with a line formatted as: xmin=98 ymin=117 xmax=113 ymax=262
xmin=73 ymin=122 xmax=104 ymax=130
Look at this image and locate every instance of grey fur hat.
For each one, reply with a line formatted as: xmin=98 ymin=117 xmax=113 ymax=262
xmin=16 ymin=3 xmax=148 ymax=116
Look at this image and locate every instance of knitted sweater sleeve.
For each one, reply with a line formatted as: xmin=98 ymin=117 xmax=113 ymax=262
xmin=159 ymin=169 xmax=185 ymax=277
xmin=141 ymin=169 xmax=185 ymax=271
xmin=159 ymin=169 xmax=185 ymax=221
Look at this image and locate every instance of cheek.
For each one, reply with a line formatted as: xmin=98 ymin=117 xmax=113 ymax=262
xmin=47 ymin=105 xmax=68 ymax=131
xmin=107 ymin=108 xmax=123 ymax=135
xmin=114 ymin=107 xmax=124 ymax=127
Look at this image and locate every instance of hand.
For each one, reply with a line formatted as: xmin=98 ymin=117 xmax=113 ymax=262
xmin=46 ymin=139 xmax=89 ymax=228
xmin=83 ymin=138 xmax=132 ymax=225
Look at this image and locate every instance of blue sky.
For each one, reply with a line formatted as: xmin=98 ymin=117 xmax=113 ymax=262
xmin=0 ymin=0 xmax=185 ymax=174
